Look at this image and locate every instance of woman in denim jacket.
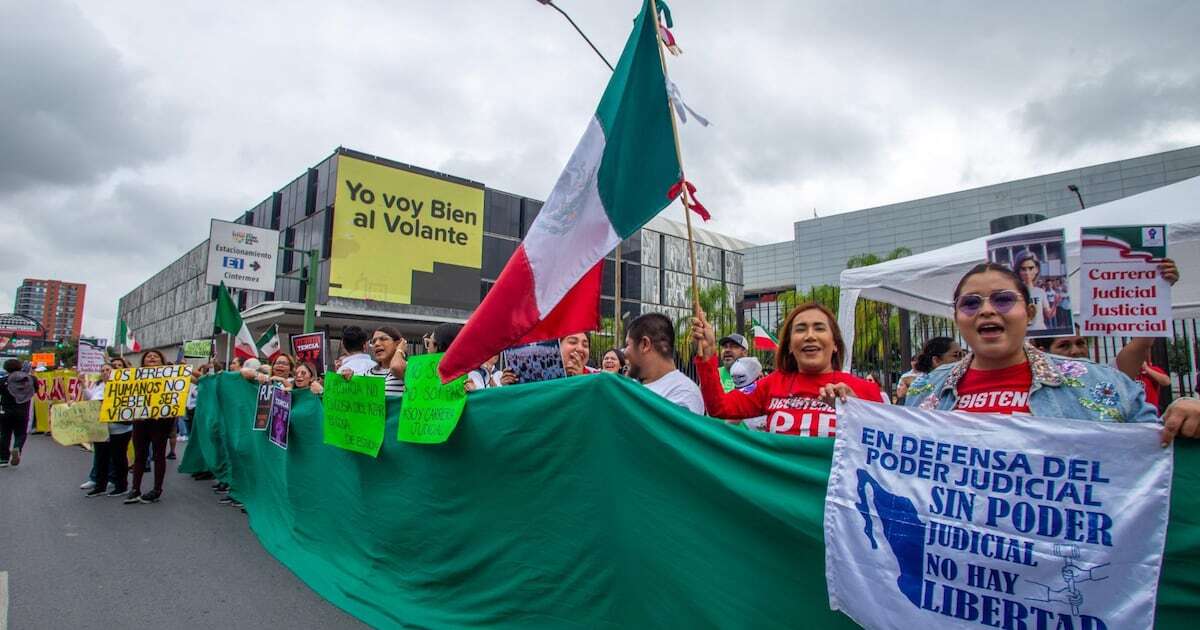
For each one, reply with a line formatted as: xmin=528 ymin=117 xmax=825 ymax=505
xmin=906 ymin=263 xmax=1163 ymax=427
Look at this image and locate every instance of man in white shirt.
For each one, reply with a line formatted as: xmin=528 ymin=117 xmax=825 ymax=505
xmin=624 ymin=313 xmax=704 ymax=414
xmin=337 ymin=325 xmax=376 ymax=376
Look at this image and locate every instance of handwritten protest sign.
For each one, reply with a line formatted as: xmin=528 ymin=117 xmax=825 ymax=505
xmin=290 ymin=331 xmax=327 ymax=370
xmin=183 ymin=339 xmax=214 ymax=358
xmin=50 ymin=400 xmax=108 ymax=446
xmin=825 ymin=399 xmax=1171 ymax=630
xmin=322 ymin=373 xmax=385 ymax=456
xmin=76 ymin=343 xmax=106 ymax=375
xmin=99 ymin=365 xmax=192 ymax=421
xmin=34 ymin=369 xmax=79 ymax=433
xmin=1080 ymin=225 xmax=1171 ymax=338
xmin=398 ymin=353 xmax=468 ymax=444
xmin=253 ymin=383 xmax=274 ymax=431
xmin=268 ymin=388 xmax=291 ymax=449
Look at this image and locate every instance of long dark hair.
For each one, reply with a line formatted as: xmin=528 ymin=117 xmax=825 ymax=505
xmin=915 ymin=337 xmax=955 ymax=373
xmin=774 ymin=303 xmax=846 ymax=374
xmin=953 ymin=263 xmax=1031 ymax=305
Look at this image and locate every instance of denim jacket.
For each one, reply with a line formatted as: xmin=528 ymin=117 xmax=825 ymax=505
xmin=904 ymin=343 xmax=1158 ymax=423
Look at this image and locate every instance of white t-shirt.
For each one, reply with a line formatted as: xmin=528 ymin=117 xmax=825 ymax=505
xmin=1027 ymin=286 xmax=1048 ymax=331
xmin=644 ymin=370 xmax=705 ymax=415
xmin=339 ymin=352 xmax=376 ymax=376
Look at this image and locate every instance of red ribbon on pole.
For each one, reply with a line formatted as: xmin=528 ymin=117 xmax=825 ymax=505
xmin=667 ymin=178 xmax=711 ymax=221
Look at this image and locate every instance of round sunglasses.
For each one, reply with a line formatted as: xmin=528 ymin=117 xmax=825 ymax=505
xmin=955 ymin=290 xmax=1024 ymax=316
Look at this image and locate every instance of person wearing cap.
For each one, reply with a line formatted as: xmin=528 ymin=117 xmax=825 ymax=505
xmin=728 ymin=357 xmax=768 ymax=431
xmin=717 ymin=333 xmax=749 ymax=392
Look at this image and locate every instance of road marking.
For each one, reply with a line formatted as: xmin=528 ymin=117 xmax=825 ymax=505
xmin=1 ymin=570 xmax=9 ymax=630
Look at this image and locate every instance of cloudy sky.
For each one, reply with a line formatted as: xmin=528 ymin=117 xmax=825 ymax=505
xmin=2 ymin=0 xmax=1198 ymax=340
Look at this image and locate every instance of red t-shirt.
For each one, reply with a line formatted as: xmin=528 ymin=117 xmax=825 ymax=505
xmin=1138 ymin=364 xmax=1166 ymax=409
xmin=696 ymin=356 xmax=884 ymax=438
xmin=953 ymin=362 xmax=1033 ymax=414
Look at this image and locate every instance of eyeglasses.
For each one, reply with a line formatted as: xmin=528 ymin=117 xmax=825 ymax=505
xmin=955 ymin=290 xmax=1023 ymax=316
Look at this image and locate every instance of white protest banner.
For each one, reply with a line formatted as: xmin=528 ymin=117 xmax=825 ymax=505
xmin=1080 ymin=226 xmax=1171 ymax=338
xmin=825 ymin=398 xmax=1171 ymax=630
xmin=205 ymin=219 xmax=280 ymax=291
xmin=76 ymin=342 xmax=106 ymax=375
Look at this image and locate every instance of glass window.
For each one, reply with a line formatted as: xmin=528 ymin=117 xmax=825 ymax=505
xmin=482 ymin=237 xmax=518 ymax=280
xmin=521 ymin=199 xmax=542 ymax=237
xmin=485 ymin=190 xmax=522 ymax=238
xmin=641 ymin=229 xmax=661 ymax=267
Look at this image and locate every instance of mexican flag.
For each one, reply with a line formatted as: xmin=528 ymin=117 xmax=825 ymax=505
xmin=117 ymin=319 xmax=142 ymax=353
xmin=751 ymin=319 xmax=778 ymax=351
xmin=440 ymin=0 xmax=680 ymax=381
xmin=214 ymin=282 xmax=259 ymax=360
xmin=257 ymin=324 xmax=283 ymax=363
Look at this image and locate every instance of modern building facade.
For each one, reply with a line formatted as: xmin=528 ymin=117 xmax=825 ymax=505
xmin=14 ymin=278 xmax=86 ymax=341
xmin=117 ymin=147 xmax=751 ymax=358
xmin=742 ymin=145 xmax=1200 ymax=296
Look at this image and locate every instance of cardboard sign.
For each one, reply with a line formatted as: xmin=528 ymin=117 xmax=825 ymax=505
xmin=826 ymin=399 xmax=1171 ymax=630
xmin=398 ymin=353 xmax=468 ymax=444
xmin=1080 ymin=225 xmax=1171 ymax=338
xmin=290 ymin=331 xmax=328 ymax=371
xmin=986 ymin=229 xmax=1074 ymax=337
xmin=33 ymin=369 xmax=80 ymax=433
xmin=501 ymin=340 xmax=567 ymax=384
xmin=253 ymin=383 xmax=274 ymax=431
xmin=268 ymin=388 xmax=291 ymax=449
xmin=322 ymin=373 xmax=386 ymax=457
xmin=50 ymin=400 xmax=108 ymax=446
xmin=99 ymin=365 xmax=192 ymax=421
xmin=183 ymin=339 xmax=215 ymax=358
xmin=76 ymin=343 xmax=107 ymax=375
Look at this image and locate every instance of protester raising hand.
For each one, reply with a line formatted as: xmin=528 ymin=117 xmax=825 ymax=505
xmin=691 ymin=309 xmax=716 ymax=360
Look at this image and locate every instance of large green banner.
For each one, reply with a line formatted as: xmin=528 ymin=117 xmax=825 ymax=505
xmin=182 ymin=372 xmax=1200 ymax=629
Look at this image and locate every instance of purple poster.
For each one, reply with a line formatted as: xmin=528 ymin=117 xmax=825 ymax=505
xmin=268 ymin=388 xmax=291 ymax=450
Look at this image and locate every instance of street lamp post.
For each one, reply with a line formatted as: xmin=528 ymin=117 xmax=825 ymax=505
xmin=1067 ymin=184 xmax=1086 ymax=210
xmin=279 ymin=247 xmax=320 ymax=333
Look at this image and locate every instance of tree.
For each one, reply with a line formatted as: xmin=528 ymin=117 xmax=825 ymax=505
xmin=674 ymin=283 xmax=736 ymax=361
xmin=845 ymin=248 xmax=911 ymax=389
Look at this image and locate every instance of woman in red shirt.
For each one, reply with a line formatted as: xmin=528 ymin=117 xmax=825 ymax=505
xmin=692 ymin=303 xmax=883 ymax=438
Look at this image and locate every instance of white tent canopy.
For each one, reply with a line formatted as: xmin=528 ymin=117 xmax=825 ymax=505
xmin=836 ymin=175 xmax=1200 ymax=370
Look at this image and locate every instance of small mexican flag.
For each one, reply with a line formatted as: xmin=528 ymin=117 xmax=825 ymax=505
xmin=117 ymin=319 xmax=142 ymax=353
xmin=256 ymin=324 xmax=283 ymax=363
xmin=751 ymin=319 xmax=778 ymax=351
xmin=214 ymin=282 xmax=259 ymax=360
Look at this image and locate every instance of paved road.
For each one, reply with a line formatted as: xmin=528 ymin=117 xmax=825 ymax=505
xmin=0 ymin=434 xmax=365 ymax=629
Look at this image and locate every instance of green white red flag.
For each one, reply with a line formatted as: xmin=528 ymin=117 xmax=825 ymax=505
xmin=439 ymin=0 xmax=681 ymax=382
xmin=214 ymin=282 xmax=258 ymax=360
xmin=751 ymin=319 xmax=778 ymax=351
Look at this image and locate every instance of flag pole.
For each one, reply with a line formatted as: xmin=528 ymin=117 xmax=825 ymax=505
xmin=649 ymin=0 xmax=701 ymax=317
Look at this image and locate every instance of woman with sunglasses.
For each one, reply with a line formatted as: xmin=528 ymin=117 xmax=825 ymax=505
xmin=906 ymin=263 xmax=1160 ymax=425
xmin=693 ymin=303 xmax=884 ymax=437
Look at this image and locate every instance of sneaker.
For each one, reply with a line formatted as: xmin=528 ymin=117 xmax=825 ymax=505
xmin=10 ymin=449 xmax=20 ymax=466
xmin=122 ymin=491 xmax=142 ymax=504
xmin=140 ymin=490 xmax=162 ymax=504
xmin=80 ymin=480 xmax=97 ymax=490
xmin=85 ymin=488 xmax=106 ymax=498
xmin=0 ymin=460 xmax=8 ymax=468
xmin=106 ymin=487 xmax=127 ymax=497
xmin=218 ymin=495 xmax=234 ymax=504
xmin=215 ymin=484 xmax=230 ymax=494
xmin=230 ymin=500 xmax=244 ymax=508
xmin=167 ymin=452 xmax=176 ymax=460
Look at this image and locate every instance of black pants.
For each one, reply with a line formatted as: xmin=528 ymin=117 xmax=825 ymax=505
xmin=94 ymin=430 xmax=132 ymax=492
xmin=0 ymin=405 xmax=30 ymax=462
xmin=131 ymin=420 xmax=172 ymax=494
